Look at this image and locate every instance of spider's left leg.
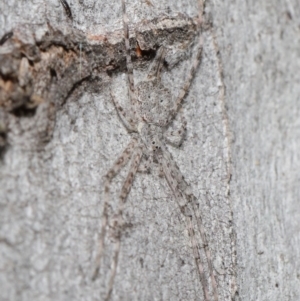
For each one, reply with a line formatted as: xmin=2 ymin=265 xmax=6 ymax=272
xmin=92 ymin=139 xmax=138 ymax=281
xmin=105 ymin=145 xmax=144 ymax=301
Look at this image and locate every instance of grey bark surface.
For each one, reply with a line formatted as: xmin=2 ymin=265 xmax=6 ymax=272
xmin=208 ymin=1 xmax=300 ymax=300
xmin=0 ymin=1 xmax=299 ymax=301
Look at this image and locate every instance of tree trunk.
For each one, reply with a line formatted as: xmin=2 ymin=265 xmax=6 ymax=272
xmin=0 ymin=0 xmax=299 ymax=301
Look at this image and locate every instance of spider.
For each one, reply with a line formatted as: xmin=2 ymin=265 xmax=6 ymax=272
xmin=92 ymin=1 xmax=219 ymax=300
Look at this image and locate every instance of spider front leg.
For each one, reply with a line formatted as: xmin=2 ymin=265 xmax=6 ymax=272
xmin=121 ymin=0 xmax=139 ymax=106
xmin=92 ymin=138 xmax=137 ymax=281
xmin=110 ymin=91 xmax=139 ymax=132
xmin=168 ymin=36 xmax=203 ymax=124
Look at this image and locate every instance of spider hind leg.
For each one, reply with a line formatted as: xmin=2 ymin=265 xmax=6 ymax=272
xmin=105 ymin=146 xmax=143 ymax=300
xmin=92 ymin=139 xmax=137 ymax=281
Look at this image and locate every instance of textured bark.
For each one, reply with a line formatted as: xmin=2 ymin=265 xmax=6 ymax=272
xmin=208 ymin=1 xmax=300 ymax=300
xmin=0 ymin=1 xmax=299 ymax=301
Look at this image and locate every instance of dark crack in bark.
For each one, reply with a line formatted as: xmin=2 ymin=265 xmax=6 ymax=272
xmin=0 ymin=14 xmax=197 ymax=154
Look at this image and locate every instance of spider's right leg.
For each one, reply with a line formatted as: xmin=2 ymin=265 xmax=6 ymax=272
xmin=59 ymin=0 xmax=73 ymax=20
xmin=168 ymin=35 xmax=203 ymax=123
xmin=157 ymin=148 xmax=210 ymax=301
xmin=92 ymin=138 xmax=138 ymax=281
xmin=188 ymin=193 xmax=219 ymax=301
xmin=159 ymin=147 xmax=219 ymax=301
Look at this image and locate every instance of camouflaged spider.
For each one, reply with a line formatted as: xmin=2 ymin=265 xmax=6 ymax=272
xmin=92 ymin=1 xmax=219 ymax=301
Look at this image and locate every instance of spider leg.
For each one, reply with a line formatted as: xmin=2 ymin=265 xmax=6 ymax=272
xmin=189 ymin=194 xmax=219 ymax=301
xmin=92 ymin=138 xmax=138 ymax=281
xmin=110 ymin=91 xmax=138 ymax=132
xmin=147 ymin=46 xmax=167 ymax=81
xmin=122 ymin=0 xmax=139 ymax=107
xmin=186 ymin=214 xmax=210 ymax=301
xmin=164 ymin=111 xmax=187 ymax=147
xmin=169 ymin=35 xmax=203 ymax=122
xmin=105 ymin=145 xmax=143 ymax=300
xmin=157 ymin=146 xmax=218 ymax=301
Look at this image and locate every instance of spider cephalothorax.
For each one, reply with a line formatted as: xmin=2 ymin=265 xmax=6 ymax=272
xmin=137 ymin=79 xmax=173 ymax=126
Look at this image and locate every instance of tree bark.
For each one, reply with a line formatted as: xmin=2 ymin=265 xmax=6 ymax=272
xmin=0 ymin=0 xmax=299 ymax=301
xmin=209 ymin=1 xmax=300 ymax=300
